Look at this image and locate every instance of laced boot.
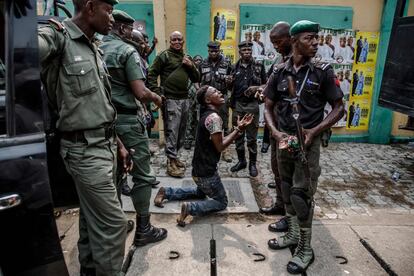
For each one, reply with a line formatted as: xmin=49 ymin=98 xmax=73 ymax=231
xmin=248 ymin=151 xmax=258 ymax=177
xmin=167 ymin=158 xmax=184 ymax=178
xmin=230 ymin=150 xmax=247 ymax=172
xmin=222 ymin=148 xmax=233 ymax=163
xmin=287 ymin=228 xmax=314 ymax=274
xmin=133 ymin=214 xmax=168 ymax=246
xmin=268 ymin=215 xmax=299 ymax=250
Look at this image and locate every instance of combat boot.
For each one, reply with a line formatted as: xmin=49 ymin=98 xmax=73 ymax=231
xmin=167 ymin=158 xmax=184 ymax=178
xmin=230 ymin=150 xmax=247 ymax=172
xmin=175 ymin=159 xmax=186 ymax=168
xmin=222 ymin=148 xmax=233 ymax=163
xmin=248 ymin=152 xmax=258 ymax=177
xmin=133 ymin=214 xmax=168 ymax=246
xmin=268 ymin=215 xmax=299 ymax=250
xmin=287 ymin=228 xmax=314 ymax=274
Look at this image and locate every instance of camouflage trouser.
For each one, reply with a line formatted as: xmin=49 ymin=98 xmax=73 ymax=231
xmin=232 ymin=100 xmax=260 ymax=155
xmin=165 ymin=98 xmax=190 ymax=159
xmin=184 ymin=93 xmax=199 ymax=146
xmin=60 ymin=133 xmax=127 ymax=276
xmin=277 ymin=132 xmax=321 ymax=228
xmin=115 ymin=114 xmax=155 ymax=215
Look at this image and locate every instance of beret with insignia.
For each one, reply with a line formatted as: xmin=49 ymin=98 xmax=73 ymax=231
xmin=238 ymin=40 xmax=253 ymax=49
xmin=290 ymin=20 xmax=320 ymax=36
xmin=207 ymin=41 xmax=221 ymax=49
xmin=112 ymin=10 xmax=135 ymax=24
xmin=99 ymin=0 xmax=118 ymax=6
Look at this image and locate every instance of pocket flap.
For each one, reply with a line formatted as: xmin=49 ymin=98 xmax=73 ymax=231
xmin=64 ymin=60 xmax=94 ymax=76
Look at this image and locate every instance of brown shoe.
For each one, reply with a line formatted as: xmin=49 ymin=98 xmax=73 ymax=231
xmin=167 ymin=159 xmax=185 ymax=178
xmin=176 ymin=203 xmax=189 ymax=227
xmin=175 ymin=159 xmax=186 ymax=168
xmin=154 ymin=187 xmax=166 ymax=208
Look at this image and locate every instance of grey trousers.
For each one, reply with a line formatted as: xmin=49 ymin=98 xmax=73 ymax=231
xmin=165 ymin=98 xmax=190 ymax=159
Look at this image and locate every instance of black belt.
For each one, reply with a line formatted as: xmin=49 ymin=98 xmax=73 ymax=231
xmin=116 ymin=108 xmax=138 ymax=115
xmin=61 ymin=126 xmax=115 ymax=143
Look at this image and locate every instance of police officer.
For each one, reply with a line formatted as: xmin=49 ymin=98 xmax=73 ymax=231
xmin=229 ymin=41 xmax=267 ymax=177
xmin=100 ymin=10 xmax=168 ymax=247
xmin=147 ymin=31 xmax=200 ymax=178
xmin=198 ymin=41 xmax=233 ymax=162
xmin=38 ymin=1 xmax=129 ymax=275
xmin=264 ymin=20 xmax=344 ymax=273
xmin=184 ymin=54 xmax=203 ymax=150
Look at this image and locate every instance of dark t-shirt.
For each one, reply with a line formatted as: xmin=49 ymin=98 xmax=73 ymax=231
xmin=232 ymin=59 xmax=267 ymax=100
xmin=192 ymin=109 xmax=222 ymax=177
xmin=263 ymin=58 xmax=343 ymax=132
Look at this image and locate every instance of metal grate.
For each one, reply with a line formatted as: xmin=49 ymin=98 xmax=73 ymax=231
xmin=182 ymin=179 xmax=245 ymax=207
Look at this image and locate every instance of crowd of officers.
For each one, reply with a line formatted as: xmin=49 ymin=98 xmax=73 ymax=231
xmin=37 ymin=0 xmax=344 ymax=274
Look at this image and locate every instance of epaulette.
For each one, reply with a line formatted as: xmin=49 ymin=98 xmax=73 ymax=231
xmin=273 ymin=62 xmax=286 ymax=74
xmin=48 ymin=18 xmax=65 ymax=32
xmin=314 ymin=61 xmax=330 ymax=71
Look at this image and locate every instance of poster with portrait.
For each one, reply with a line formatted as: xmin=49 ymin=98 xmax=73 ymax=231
xmin=211 ymin=9 xmax=238 ymax=63
xmin=240 ymin=24 xmax=280 ymax=72
xmin=346 ymin=98 xmax=371 ymax=130
xmin=353 ymin=32 xmax=380 ymax=65
xmin=349 ymin=64 xmax=376 ymax=99
xmin=316 ymin=28 xmax=356 ymax=65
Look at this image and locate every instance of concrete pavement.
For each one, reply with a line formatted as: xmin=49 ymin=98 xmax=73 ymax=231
xmin=56 ymin=140 xmax=414 ymax=275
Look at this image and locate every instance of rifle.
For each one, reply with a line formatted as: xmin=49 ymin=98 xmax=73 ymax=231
xmin=286 ymin=76 xmax=312 ymax=187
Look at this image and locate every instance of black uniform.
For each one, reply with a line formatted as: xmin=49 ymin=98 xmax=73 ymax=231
xmin=231 ymin=58 xmax=267 ymax=157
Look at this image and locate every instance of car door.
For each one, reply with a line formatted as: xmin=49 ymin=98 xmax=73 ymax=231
xmin=0 ymin=0 xmax=71 ymax=274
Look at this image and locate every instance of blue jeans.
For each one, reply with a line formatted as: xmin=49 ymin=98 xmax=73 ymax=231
xmin=164 ymin=172 xmax=228 ymax=216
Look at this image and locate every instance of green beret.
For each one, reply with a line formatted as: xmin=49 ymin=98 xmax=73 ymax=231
xmin=290 ymin=20 xmax=320 ymax=36
xmin=238 ymin=40 xmax=253 ymax=49
xmin=112 ymin=10 xmax=135 ymax=24
xmin=99 ymin=0 xmax=118 ymax=6
xmin=207 ymin=41 xmax=221 ymax=49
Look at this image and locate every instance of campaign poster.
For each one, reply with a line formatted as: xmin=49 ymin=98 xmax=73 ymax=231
xmin=211 ymin=9 xmax=238 ymax=63
xmin=240 ymin=24 xmax=280 ymax=72
xmin=353 ymin=32 xmax=380 ymax=65
xmin=316 ymin=28 xmax=356 ymax=65
xmin=349 ymin=64 xmax=376 ymax=99
xmin=346 ymin=98 xmax=371 ymax=130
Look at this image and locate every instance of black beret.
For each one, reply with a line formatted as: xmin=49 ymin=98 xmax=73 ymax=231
xmin=207 ymin=41 xmax=221 ymax=49
xmin=99 ymin=0 xmax=118 ymax=6
xmin=290 ymin=20 xmax=320 ymax=36
xmin=112 ymin=10 xmax=135 ymax=24
xmin=238 ymin=40 xmax=253 ymax=49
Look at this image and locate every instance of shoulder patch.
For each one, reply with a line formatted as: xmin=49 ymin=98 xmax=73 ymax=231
xmin=48 ymin=18 xmax=65 ymax=32
xmin=314 ymin=61 xmax=331 ymax=71
xmin=273 ymin=62 xmax=286 ymax=74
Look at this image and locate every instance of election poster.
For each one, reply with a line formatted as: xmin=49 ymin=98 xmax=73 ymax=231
xmin=316 ymin=28 xmax=356 ymax=65
xmin=353 ymin=32 xmax=380 ymax=65
xmin=346 ymin=98 xmax=372 ymax=130
xmin=211 ymin=9 xmax=238 ymax=63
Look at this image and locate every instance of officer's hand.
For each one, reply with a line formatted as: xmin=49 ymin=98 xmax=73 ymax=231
xmin=237 ymin=114 xmax=254 ymax=131
xmin=225 ymin=75 xmax=234 ymax=85
xmin=152 ymin=93 xmax=163 ymax=109
xmin=118 ymin=147 xmax=134 ymax=173
xmin=182 ymin=56 xmax=193 ymax=67
xmin=152 ymin=37 xmax=158 ymax=45
xmin=244 ymin=86 xmax=261 ymax=98
xmin=272 ymin=130 xmax=288 ymax=143
xmin=303 ymin=128 xmax=316 ymax=147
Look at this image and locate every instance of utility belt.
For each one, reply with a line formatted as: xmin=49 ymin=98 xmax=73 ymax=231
xmin=115 ymin=106 xmax=139 ymax=115
xmin=61 ymin=125 xmax=115 ymax=143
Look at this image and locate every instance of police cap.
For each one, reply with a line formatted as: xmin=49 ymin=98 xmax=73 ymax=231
xmin=290 ymin=20 xmax=320 ymax=36
xmin=238 ymin=40 xmax=253 ymax=49
xmin=207 ymin=41 xmax=221 ymax=49
xmin=112 ymin=10 xmax=135 ymax=25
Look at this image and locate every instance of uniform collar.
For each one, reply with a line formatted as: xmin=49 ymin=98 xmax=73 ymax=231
xmin=63 ymin=19 xmax=91 ymax=40
xmin=284 ymin=56 xmax=314 ymax=73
